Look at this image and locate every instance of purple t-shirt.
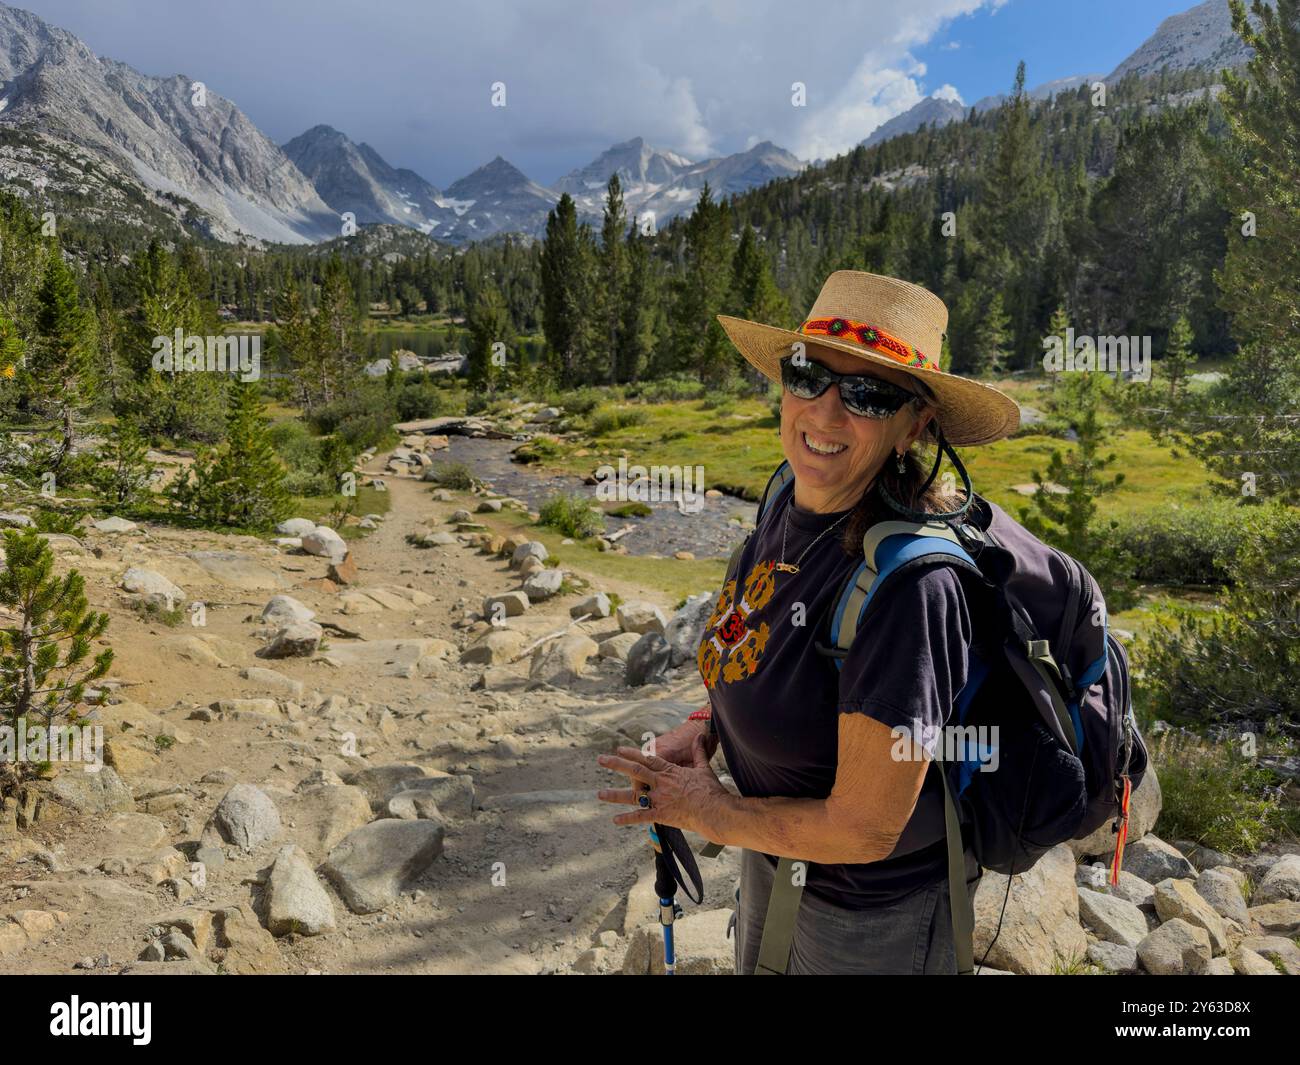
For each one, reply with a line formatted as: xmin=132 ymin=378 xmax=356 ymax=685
xmin=698 ymin=487 xmax=973 ymax=908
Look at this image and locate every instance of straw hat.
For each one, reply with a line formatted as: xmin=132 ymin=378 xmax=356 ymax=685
xmin=717 ymin=270 xmax=1020 ymax=446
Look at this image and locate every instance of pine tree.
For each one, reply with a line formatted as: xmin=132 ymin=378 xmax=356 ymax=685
xmin=170 ymin=379 xmax=290 ymax=530
xmin=120 ymin=241 xmax=227 ymax=443
xmin=1162 ymin=315 xmax=1198 ymax=400
xmin=91 ymin=418 xmax=154 ymax=509
xmin=466 ymin=284 xmax=514 ymax=392
xmin=271 ymin=280 xmax=321 ymax=411
xmin=539 ymin=194 xmax=593 ymax=386
xmin=599 ymin=175 xmax=628 ymax=384
xmin=1019 ymin=370 xmax=1134 ymax=610
xmin=1193 ymin=0 xmax=1300 ymax=502
xmin=672 ymin=184 xmax=734 ymax=385
xmin=31 ymin=254 xmax=96 ymax=474
xmin=312 ymin=255 xmax=362 ymax=401
xmin=619 ymin=219 xmax=654 ymax=384
xmin=974 ymin=292 xmax=1013 ymax=377
xmin=0 ymin=529 xmax=113 ymax=788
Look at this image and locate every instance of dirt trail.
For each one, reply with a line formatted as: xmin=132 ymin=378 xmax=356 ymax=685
xmin=0 ymin=455 xmax=738 ymax=975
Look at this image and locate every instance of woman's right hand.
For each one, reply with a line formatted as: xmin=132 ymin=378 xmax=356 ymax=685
xmin=651 ymin=717 xmax=714 ymax=766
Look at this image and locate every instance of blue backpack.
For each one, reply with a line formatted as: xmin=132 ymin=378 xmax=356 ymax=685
xmin=713 ymin=461 xmax=1148 ymax=974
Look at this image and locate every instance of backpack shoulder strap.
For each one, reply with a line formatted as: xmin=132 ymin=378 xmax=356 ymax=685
xmin=829 ymin=522 xmax=982 ymax=664
xmin=722 ymin=461 xmax=796 ymax=589
xmin=756 ymin=460 xmax=795 ymax=522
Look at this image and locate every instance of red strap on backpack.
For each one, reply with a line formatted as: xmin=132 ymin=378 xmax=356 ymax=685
xmin=1109 ymin=775 xmax=1132 ymax=886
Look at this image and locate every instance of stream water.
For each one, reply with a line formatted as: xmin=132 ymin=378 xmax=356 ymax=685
xmin=435 ymin=436 xmax=758 ymax=560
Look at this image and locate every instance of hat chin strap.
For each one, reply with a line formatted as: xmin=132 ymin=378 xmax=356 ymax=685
xmin=876 ymin=426 xmax=975 ymax=523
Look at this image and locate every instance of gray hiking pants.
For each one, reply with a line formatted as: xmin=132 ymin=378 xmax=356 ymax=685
xmin=732 ymin=848 xmax=959 ymax=975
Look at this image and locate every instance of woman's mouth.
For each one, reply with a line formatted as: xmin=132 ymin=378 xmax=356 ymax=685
xmin=802 ymin=433 xmax=847 ymax=457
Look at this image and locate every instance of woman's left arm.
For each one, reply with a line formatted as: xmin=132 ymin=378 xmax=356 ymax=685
xmin=598 ymin=713 xmax=930 ymax=864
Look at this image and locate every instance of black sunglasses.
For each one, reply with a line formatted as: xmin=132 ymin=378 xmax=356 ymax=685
xmin=779 ymin=355 xmax=926 ymax=419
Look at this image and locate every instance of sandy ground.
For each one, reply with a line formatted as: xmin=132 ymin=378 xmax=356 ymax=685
xmin=0 ymin=456 xmax=740 ymax=975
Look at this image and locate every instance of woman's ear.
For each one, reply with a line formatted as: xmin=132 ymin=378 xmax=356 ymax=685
xmin=902 ymin=404 xmax=935 ymax=449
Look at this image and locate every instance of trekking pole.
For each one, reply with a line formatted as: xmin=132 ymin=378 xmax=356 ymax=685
xmin=644 ymin=818 xmax=704 ymax=975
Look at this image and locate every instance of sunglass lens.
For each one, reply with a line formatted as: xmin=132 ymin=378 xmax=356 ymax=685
xmin=839 ymin=379 xmax=910 ymax=419
xmin=781 ymin=358 xmax=830 ymax=400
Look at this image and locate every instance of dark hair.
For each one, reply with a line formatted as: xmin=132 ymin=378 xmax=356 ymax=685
xmin=840 ymin=409 xmax=964 ymax=555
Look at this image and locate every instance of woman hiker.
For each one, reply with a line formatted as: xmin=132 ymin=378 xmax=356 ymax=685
xmin=596 ymin=271 xmax=1022 ymax=975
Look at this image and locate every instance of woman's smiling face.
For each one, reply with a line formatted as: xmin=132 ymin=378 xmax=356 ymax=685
xmin=780 ymin=343 xmax=935 ymax=513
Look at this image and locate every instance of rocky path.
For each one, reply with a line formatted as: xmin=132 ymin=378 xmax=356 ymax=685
xmin=0 ymin=453 xmax=740 ymax=975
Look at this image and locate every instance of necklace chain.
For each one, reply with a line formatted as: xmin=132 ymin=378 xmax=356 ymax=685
xmin=778 ymin=505 xmax=851 ymax=574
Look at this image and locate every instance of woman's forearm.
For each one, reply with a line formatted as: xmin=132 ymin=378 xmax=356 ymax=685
xmin=697 ymin=791 xmax=898 ymax=865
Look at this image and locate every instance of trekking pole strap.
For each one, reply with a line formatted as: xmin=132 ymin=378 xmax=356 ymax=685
xmin=754 ymin=856 xmax=804 ymax=975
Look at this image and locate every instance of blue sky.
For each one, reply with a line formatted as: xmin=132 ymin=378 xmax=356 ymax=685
xmin=918 ymin=0 xmax=1210 ymax=103
xmin=17 ymin=0 xmax=1204 ymax=186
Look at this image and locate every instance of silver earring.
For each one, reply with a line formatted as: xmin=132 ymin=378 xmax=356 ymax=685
xmin=895 ymin=451 xmax=906 ymax=474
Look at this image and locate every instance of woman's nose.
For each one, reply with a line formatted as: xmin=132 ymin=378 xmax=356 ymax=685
xmin=809 ymin=382 xmax=850 ymax=423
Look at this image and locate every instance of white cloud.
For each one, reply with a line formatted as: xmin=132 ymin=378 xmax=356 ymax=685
xmin=24 ymin=0 xmax=1006 ymax=182
xmin=933 ymin=84 xmax=964 ymax=104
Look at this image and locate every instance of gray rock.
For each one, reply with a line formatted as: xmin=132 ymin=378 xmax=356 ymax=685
xmin=238 ymin=667 xmax=304 ymax=699
xmin=663 ymin=592 xmax=714 ymax=666
xmin=1111 ymin=870 xmax=1157 ymax=909
xmin=1086 ymin=940 xmax=1138 ymax=973
xmin=972 ymin=844 xmax=1087 ymax=975
xmin=1254 ymin=854 xmax=1300 ymax=904
xmin=385 ymin=772 xmax=475 ymax=819
xmin=185 ymin=551 xmax=283 ymax=590
xmin=44 ymin=766 xmax=133 ymax=815
xmin=1194 ymin=868 xmax=1250 ymax=925
xmin=1240 ymin=935 xmax=1300 ymax=974
xmin=571 ymin=593 xmax=611 ymax=619
xmin=121 ymin=567 xmax=185 ymax=607
xmin=277 ymin=518 xmax=318 ymax=537
xmin=343 ymin=763 xmax=431 ymax=814
xmin=265 ymin=844 xmax=335 ymax=936
xmin=598 ymin=632 xmax=641 ymax=662
xmin=1153 ymin=878 xmax=1229 ymax=955
xmin=510 ymin=541 xmax=548 ymax=569
xmin=205 ymin=783 xmax=281 ymax=852
xmin=625 ymin=632 xmax=672 ymax=687
xmin=483 ymin=591 xmax=529 ymax=620
xmin=522 ymin=568 xmax=563 ymax=601
xmin=1248 ymin=900 xmax=1300 ymax=936
xmin=322 ymin=820 xmax=445 ymax=914
xmin=0 ymin=511 xmax=35 ymax=527
xmin=617 ymin=601 xmax=666 ymax=636
xmin=410 ymin=529 xmax=456 ymax=548
xmin=529 ymin=634 xmax=598 ymax=687
xmin=260 ymin=595 xmax=315 ymax=627
xmin=387 ymin=790 xmax=444 ymax=821
xmin=1122 ymin=835 xmax=1196 ymax=883
xmin=1230 ymin=945 xmax=1282 ymax=975
xmin=301 ymin=525 xmax=347 ymax=563
xmin=460 ymin=628 xmax=526 ymax=665
xmin=1077 ymin=887 xmax=1149 ymax=949
xmin=1137 ymin=918 xmax=1212 ymax=975
xmin=93 ymin=516 xmax=137 ymax=533
xmin=258 ymin=622 xmax=323 ymax=659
